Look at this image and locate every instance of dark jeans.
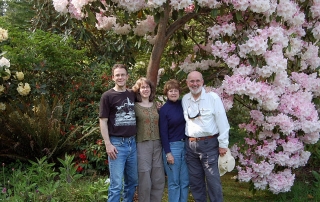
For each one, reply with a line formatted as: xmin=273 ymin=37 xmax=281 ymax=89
xmin=185 ymin=136 xmax=223 ymax=202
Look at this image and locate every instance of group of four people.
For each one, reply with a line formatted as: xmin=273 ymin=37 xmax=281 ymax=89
xmin=99 ymin=64 xmax=230 ymax=202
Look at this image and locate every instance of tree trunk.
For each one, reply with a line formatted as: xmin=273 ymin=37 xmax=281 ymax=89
xmin=146 ymin=4 xmax=171 ymax=85
xmin=146 ymin=6 xmax=200 ymax=85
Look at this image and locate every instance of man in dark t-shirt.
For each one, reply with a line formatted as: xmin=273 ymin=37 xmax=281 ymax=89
xmin=99 ymin=64 xmax=138 ymax=202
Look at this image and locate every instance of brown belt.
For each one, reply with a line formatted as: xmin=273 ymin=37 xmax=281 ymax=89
xmin=189 ymin=134 xmax=219 ymax=142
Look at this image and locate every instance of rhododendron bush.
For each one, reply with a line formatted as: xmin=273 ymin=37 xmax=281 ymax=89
xmin=53 ymin=0 xmax=320 ymax=194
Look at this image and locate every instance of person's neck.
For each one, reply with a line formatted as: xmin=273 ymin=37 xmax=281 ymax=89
xmin=113 ymin=86 xmax=126 ymax=92
xmin=141 ymin=97 xmax=150 ymax=104
xmin=138 ymin=97 xmax=152 ymax=107
xmin=192 ymin=91 xmax=201 ymax=101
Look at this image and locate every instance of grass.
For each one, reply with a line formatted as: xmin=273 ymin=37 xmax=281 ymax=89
xmin=159 ymin=170 xmax=320 ymax=202
xmin=2 ymin=163 xmax=319 ymax=201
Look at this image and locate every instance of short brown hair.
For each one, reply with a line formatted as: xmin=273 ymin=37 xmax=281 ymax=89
xmin=163 ymin=79 xmax=181 ymax=95
xmin=132 ymin=77 xmax=156 ymax=102
xmin=112 ymin=64 xmax=128 ymax=75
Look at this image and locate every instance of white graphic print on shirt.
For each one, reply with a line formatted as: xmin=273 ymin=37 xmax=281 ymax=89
xmin=115 ymin=97 xmax=135 ymax=126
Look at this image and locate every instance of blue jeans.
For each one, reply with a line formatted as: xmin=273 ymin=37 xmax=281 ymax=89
xmin=107 ymin=136 xmax=138 ymax=202
xmin=163 ymin=141 xmax=189 ymax=202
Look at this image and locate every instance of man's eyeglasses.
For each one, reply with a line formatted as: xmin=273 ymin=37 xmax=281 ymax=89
xmin=187 ymin=104 xmax=201 ymax=119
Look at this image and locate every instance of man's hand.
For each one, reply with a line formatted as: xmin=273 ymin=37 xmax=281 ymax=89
xmin=219 ymin=147 xmax=227 ymax=157
xmin=106 ymin=143 xmax=118 ymax=160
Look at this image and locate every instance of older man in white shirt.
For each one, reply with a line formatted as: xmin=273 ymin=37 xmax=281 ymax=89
xmin=182 ymin=71 xmax=230 ymax=202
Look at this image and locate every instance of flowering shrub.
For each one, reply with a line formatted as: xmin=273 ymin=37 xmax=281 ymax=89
xmin=0 ymin=27 xmax=31 ymax=111
xmin=53 ymin=0 xmax=320 ymax=194
xmin=0 ymin=20 xmax=116 ymax=164
xmin=75 ymin=138 xmax=109 ymax=175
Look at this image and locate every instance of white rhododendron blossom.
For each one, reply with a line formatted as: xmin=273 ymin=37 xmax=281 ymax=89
xmin=17 ymin=82 xmax=31 ymax=96
xmin=0 ymin=84 xmax=5 ymax=95
xmin=2 ymin=69 xmax=11 ymax=81
xmin=16 ymin=72 xmax=24 ymax=81
xmin=0 ymin=57 xmax=10 ymax=68
xmin=0 ymin=102 xmax=5 ymax=111
xmin=0 ymin=28 xmax=8 ymax=42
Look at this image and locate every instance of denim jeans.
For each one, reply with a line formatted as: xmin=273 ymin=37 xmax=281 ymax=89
xmin=107 ymin=136 xmax=138 ymax=202
xmin=163 ymin=141 xmax=189 ymax=202
xmin=186 ymin=136 xmax=223 ymax=202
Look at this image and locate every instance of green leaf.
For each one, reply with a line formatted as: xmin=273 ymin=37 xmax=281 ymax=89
xmin=84 ymin=5 xmax=96 ymax=25
xmin=154 ymin=12 xmax=161 ymax=24
xmin=211 ymin=9 xmax=218 ymax=18
xmin=236 ymin=11 xmax=243 ymax=22
xmin=172 ymin=10 xmax=178 ymax=21
xmin=248 ymin=55 xmax=257 ymax=67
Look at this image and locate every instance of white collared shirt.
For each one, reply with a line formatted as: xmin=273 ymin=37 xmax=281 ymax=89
xmin=182 ymin=88 xmax=230 ymax=148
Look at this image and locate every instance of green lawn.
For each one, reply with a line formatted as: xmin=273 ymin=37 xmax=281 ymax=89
xmin=160 ymin=171 xmax=319 ymax=202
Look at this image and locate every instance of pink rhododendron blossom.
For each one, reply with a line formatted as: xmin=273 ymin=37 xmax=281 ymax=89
xmin=265 ymin=114 xmax=294 ymax=135
xmin=252 ymin=176 xmax=268 ymax=190
xmin=237 ymin=166 xmax=254 ymax=182
xmin=52 ymin=0 xmax=68 ymax=13
xmin=207 ymin=23 xmax=236 ymax=39
xmin=252 ymin=161 xmax=274 ymax=177
xmin=232 ymin=64 xmax=253 ymax=76
xmin=96 ymin=14 xmax=116 ymax=30
xmin=311 ymin=22 xmax=320 ymax=40
xmin=225 ymin=54 xmax=240 ymax=69
xmin=301 ymin=43 xmax=320 ymax=70
xmin=113 ymin=24 xmax=131 ymax=35
xmin=196 ymin=0 xmax=221 ymax=8
xmin=146 ymin=0 xmax=166 ymax=9
xmin=185 ymin=4 xmax=195 ymax=13
xmin=255 ymin=140 xmax=277 ymax=157
xmin=267 ymin=169 xmax=295 ymax=194
xmin=250 ymin=110 xmax=264 ymax=125
xmin=281 ymin=137 xmax=304 ymax=154
xmin=116 ymin=0 xmax=146 ymax=13
xmin=300 ymin=119 xmax=320 ymax=134
xmin=270 ymin=151 xmax=290 ymax=166
xmin=258 ymin=130 xmax=279 ymax=140
xmin=291 ymin=72 xmax=320 ymax=96
xmin=249 ymin=0 xmax=271 ymax=13
xmin=233 ymin=0 xmax=250 ymax=11
xmin=170 ymin=0 xmax=193 ymax=10
xmin=310 ymin=0 xmax=320 ymax=19
xmin=300 ymin=132 xmax=320 ymax=144
xmin=52 ymin=0 xmax=320 ymax=194
xmin=133 ymin=15 xmax=157 ymax=36
xmin=238 ymin=35 xmax=268 ymax=57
